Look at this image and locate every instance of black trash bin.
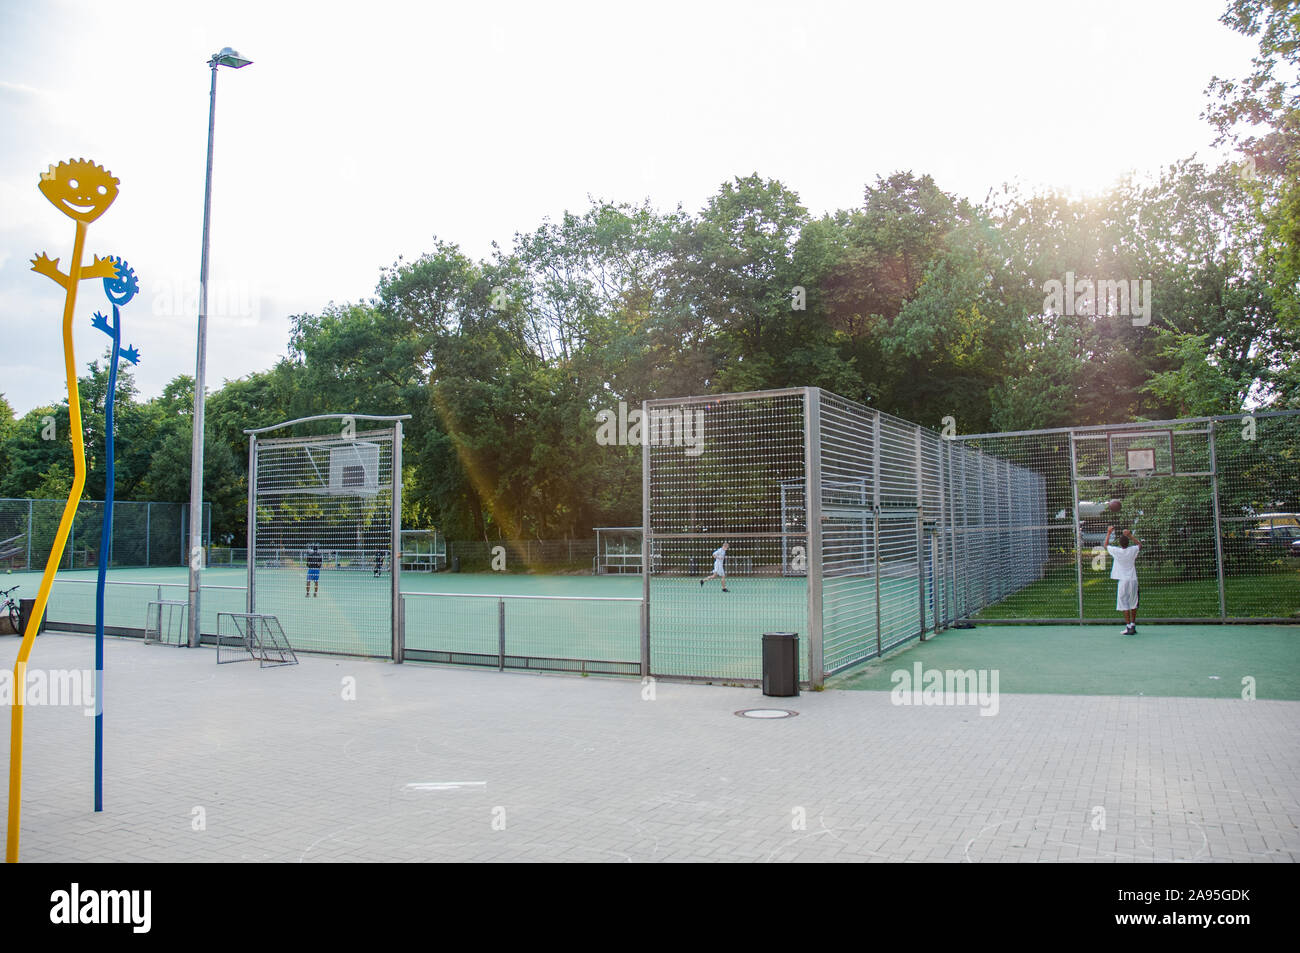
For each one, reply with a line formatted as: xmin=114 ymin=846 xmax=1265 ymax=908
xmin=19 ymin=598 xmax=45 ymax=636
xmin=451 ymin=555 xmax=461 ymax=573
xmin=762 ymin=631 xmax=799 ymax=697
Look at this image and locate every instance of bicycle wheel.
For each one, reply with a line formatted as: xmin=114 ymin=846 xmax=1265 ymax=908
xmin=7 ymin=604 xmax=20 ymax=635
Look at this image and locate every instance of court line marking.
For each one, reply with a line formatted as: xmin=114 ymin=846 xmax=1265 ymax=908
xmin=405 ymin=781 xmax=487 ymax=791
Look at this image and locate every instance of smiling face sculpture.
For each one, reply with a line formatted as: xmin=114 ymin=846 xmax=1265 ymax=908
xmin=102 ymin=257 xmax=139 ymax=307
xmin=38 ymin=158 xmax=120 ymax=223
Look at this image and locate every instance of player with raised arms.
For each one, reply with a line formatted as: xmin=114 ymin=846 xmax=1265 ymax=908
xmin=1105 ymin=525 xmax=1141 ymax=635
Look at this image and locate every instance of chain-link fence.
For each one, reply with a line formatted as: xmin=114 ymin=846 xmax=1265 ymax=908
xmin=29 ymin=407 xmax=1295 ymax=682
xmin=644 ymin=389 xmax=811 ymax=681
xmin=0 ymin=498 xmax=208 ymax=570
xmin=955 ymin=411 xmax=1300 ymax=623
xmin=642 ymin=388 xmax=1046 ymax=685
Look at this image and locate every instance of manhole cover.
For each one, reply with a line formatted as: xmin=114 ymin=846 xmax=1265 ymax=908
xmin=735 ymin=708 xmax=798 ymax=719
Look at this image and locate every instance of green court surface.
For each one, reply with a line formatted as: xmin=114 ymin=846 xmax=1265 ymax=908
xmin=4 ymin=566 xmax=807 ymax=679
xmin=973 ymin=566 xmax=1300 ymax=620
xmin=3 ymin=566 xmax=648 ymax=666
xmin=829 ymin=623 xmax=1300 ymax=699
xmin=13 ymin=567 xmax=1296 ymax=694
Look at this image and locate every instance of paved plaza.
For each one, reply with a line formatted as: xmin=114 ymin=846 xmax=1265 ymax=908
xmin=2 ymin=632 xmax=1298 ymax=862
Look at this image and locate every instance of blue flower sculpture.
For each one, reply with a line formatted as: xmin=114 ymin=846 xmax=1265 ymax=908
xmin=89 ymin=256 xmax=141 ymax=814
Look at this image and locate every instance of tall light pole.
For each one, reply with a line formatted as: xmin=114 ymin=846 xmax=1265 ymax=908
xmin=189 ymin=46 xmax=252 ymax=649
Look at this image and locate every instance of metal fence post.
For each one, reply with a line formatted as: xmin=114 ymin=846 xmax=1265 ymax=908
xmin=957 ymin=446 xmax=968 ymax=618
xmin=392 ymin=421 xmax=404 ymax=662
xmin=974 ymin=450 xmax=985 ymax=608
xmin=246 ymin=434 xmax=257 ymax=614
xmin=640 ymin=399 xmax=651 ymax=678
xmin=1208 ymin=420 xmax=1227 ymax=619
xmin=397 ymin=596 xmax=406 ymax=664
xmin=145 ymin=501 xmax=151 ymax=567
xmin=1001 ymin=459 xmax=1012 ymax=602
xmin=1068 ymin=432 xmax=1084 ymax=623
xmin=873 ymin=411 xmax=882 ymax=657
xmin=939 ymin=437 xmax=948 ymax=631
xmin=915 ymin=427 xmax=926 ymax=640
xmin=498 ymin=598 xmax=506 ymax=671
xmin=26 ymin=499 xmax=32 ymax=571
xmin=805 ymin=388 xmax=824 ymax=687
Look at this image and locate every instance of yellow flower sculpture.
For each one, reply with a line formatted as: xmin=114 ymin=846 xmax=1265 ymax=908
xmin=7 ymin=159 xmax=121 ymax=863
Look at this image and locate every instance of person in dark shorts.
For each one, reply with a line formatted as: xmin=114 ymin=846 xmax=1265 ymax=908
xmin=306 ymin=544 xmax=323 ymax=597
xmin=373 ymin=549 xmax=385 ymax=577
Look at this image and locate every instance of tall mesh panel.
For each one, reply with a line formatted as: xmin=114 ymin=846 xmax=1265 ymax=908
xmin=1217 ymin=411 xmax=1300 ymax=619
xmin=921 ymin=430 xmax=945 ymax=631
xmin=644 ymin=390 xmax=809 ymax=681
xmin=250 ymin=427 xmax=397 ymax=657
xmin=944 ymin=433 xmax=1067 ymax=620
xmin=951 ymin=411 xmax=1300 ymax=623
xmin=816 ymin=392 xmax=877 ymax=673
xmin=876 ymin=413 xmax=922 ymax=652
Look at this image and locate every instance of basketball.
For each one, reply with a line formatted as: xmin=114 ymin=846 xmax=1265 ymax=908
xmin=1108 ymin=499 xmax=1122 ymax=512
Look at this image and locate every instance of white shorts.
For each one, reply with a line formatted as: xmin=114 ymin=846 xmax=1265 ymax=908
xmin=1116 ymin=579 xmax=1140 ymax=612
xmin=713 ymin=561 xmax=725 ymax=577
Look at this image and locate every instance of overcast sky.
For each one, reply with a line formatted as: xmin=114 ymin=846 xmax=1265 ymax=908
xmin=0 ymin=0 xmax=1257 ymax=417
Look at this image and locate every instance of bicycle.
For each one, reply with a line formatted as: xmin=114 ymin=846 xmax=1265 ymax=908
xmin=1 ymin=585 xmax=20 ymax=634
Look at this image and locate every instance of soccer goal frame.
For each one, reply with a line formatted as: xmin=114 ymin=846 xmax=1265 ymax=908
xmin=215 ymin=611 xmax=298 ymax=667
xmin=245 ymin=414 xmax=409 ymax=661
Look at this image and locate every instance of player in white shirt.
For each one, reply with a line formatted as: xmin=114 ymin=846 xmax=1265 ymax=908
xmin=1105 ymin=526 xmax=1141 ymax=635
xmin=700 ymin=542 xmax=730 ymax=592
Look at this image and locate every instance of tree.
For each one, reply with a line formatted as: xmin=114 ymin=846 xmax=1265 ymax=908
xmin=1 ymin=405 xmax=68 ymax=499
xmin=1205 ymin=0 xmax=1300 ymax=339
xmin=0 ymin=394 xmax=15 ymax=488
xmin=660 ymin=174 xmax=809 ymax=394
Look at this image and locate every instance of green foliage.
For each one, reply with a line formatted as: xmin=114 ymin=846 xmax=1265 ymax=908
xmin=1205 ymin=0 xmax=1300 ymax=352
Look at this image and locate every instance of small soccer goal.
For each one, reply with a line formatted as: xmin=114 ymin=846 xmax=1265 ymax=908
xmin=215 ymin=612 xmax=298 ymax=668
xmin=144 ymin=600 xmax=189 ymax=646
